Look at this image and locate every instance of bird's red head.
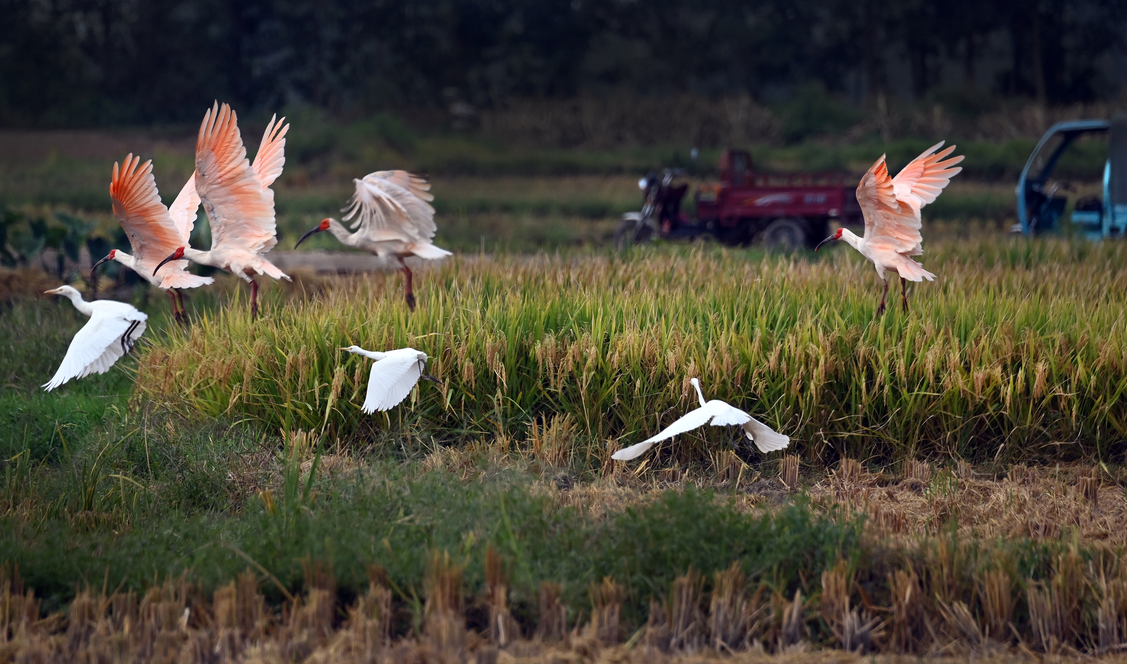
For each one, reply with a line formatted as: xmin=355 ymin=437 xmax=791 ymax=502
xmin=814 ymin=228 xmax=843 ymax=252
xmin=153 ymin=247 xmax=186 ymax=276
xmin=295 ymin=219 xmax=331 ymax=248
xmin=90 ymin=249 xmax=118 ymax=276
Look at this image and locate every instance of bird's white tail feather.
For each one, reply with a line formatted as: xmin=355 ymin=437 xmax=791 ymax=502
xmin=159 ymin=274 xmax=215 ymax=289
xmin=410 ymin=242 xmax=453 ymax=260
xmin=256 ymin=259 xmax=292 ymax=281
xmin=895 ymin=257 xmax=936 ymax=282
xmin=741 ymin=418 xmax=790 ymax=453
xmin=611 ymin=440 xmax=656 ymax=461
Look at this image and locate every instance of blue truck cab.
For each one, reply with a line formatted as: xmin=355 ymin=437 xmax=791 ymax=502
xmin=1016 ymin=114 xmax=1127 ymax=239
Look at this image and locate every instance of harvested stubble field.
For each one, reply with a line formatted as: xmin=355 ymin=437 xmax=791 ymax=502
xmin=4 ymin=237 xmax=1127 ymax=661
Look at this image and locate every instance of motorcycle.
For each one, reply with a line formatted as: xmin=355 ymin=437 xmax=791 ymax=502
xmin=614 ymin=168 xmax=691 ymax=251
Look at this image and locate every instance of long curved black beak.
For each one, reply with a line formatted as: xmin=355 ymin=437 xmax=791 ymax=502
xmin=90 ymin=254 xmax=112 ymax=279
xmin=294 ymin=225 xmax=322 ymax=249
xmin=421 ymin=372 xmax=442 ymax=385
xmin=814 ymin=235 xmax=836 ymax=252
xmin=153 ymin=252 xmax=180 ymax=276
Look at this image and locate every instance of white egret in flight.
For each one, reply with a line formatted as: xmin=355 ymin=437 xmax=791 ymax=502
xmin=43 ymin=286 xmax=147 ymax=391
xmin=612 ymin=378 xmax=789 ymax=461
xmin=342 ymin=346 xmax=440 ymax=413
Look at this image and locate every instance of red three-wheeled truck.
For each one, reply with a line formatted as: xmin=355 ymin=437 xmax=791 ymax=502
xmin=615 ymin=149 xmax=864 ymax=251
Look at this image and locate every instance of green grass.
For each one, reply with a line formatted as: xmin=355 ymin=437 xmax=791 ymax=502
xmin=137 ymin=239 xmax=1127 ymax=469
xmin=0 ymin=287 xmax=857 ymax=620
xmin=1 ymin=257 xmax=1126 ymax=653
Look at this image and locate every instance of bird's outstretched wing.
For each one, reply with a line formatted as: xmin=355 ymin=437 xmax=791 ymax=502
xmin=111 ymin=155 xmax=210 ymax=288
xmin=612 ymin=406 xmax=717 ymax=460
xmin=362 ymin=352 xmax=424 ymax=413
xmin=166 ymin=173 xmax=200 ymax=244
xmin=194 ymin=102 xmax=278 ymax=256
xmin=367 ymin=170 xmax=433 ymax=203
xmin=251 ymin=114 xmax=289 ymax=189
xmin=891 ymin=142 xmax=964 ymax=216
xmin=43 ymin=308 xmax=147 ymax=391
xmin=857 ymin=155 xmax=923 ymax=255
xmin=343 ymin=171 xmax=437 ymax=243
xmin=859 ymin=143 xmax=963 ymax=256
xmin=740 ymin=416 xmax=790 ymax=453
xmin=705 ymin=400 xmax=754 ymax=427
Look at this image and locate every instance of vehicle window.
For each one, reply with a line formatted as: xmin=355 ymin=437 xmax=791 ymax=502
xmin=1030 ymin=134 xmax=1064 ymax=181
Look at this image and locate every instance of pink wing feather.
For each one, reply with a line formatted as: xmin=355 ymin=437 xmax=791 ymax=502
xmin=110 ymin=155 xmax=211 ymax=289
xmin=251 ymin=114 xmax=289 ymax=189
xmin=194 ymin=102 xmax=279 ymax=256
xmin=857 ymin=155 xmax=924 ymax=254
xmin=891 ymin=141 xmax=965 ymax=215
xmin=166 ymin=173 xmax=200 ymax=243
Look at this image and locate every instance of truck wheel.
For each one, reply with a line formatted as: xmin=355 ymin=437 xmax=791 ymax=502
xmin=760 ymin=218 xmax=806 ymax=251
xmin=614 ymin=218 xmax=654 ymax=252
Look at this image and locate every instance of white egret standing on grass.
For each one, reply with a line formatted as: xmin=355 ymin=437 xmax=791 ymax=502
xmin=154 ymin=102 xmax=291 ymax=319
xmin=294 ymin=171 xmax=451 ymax=311
xmin=612 ymin=378 xmax=789 ymax=461
xmin=91 ymin=155 xmax=214 ymax=324
xmin=43 ymin=286 xmax=147 ymax=391
xmin=342 ymin=346 xmax=441 ymax=413
xmin=815 ymin=141 xmax=964 ymax=316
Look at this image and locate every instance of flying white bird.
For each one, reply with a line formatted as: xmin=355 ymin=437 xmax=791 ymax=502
xmin=43 ymin=286 xmax=147 ymax=391
xmin=294 ymin=171 xmax=451 ymax=310
xmin=155 ymin=102 xmax=290 ymax=319
xmin=815 ymin=141 xmax=963 ymax=316
xmin=91 ymin=155 xmax=213 ymax=323
xmin=342 ymin=346 xmax=440 ymax=413
xmin=612 ymin=378 xmax=789 ymax=461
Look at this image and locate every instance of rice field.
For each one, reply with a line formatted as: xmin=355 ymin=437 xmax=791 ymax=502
xmin=3 ymin=125 xmax=1127 ymax=660
xmin=138 ymin=239 xmax=1127 ymax=469
xmin=4 ymin=234 xmax=1127 ymax=659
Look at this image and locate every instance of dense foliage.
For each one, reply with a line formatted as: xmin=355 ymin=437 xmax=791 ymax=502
xmin=3 ymin=0 xmax=1126 ymax=127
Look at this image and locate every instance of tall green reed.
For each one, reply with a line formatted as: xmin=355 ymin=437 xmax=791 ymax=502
xmin=137 ymin=239 xmax=1127 ymax=468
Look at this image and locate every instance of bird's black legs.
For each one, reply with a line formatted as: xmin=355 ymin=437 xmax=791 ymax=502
xmin=176 ymin=289 xmax=187 ymax=325
xmin=121 ymin=320 xmax=139 ymax=354
xmin=166 ymin=289 xmax=182 ymax=324
xmin=250 ymin=279 xmax=259 ymax=320
xmin=900 ymin=276 xmax=909 ymax=313
xmin=168 ymin=289 xmax=189 ymax=325
xmin=876 ymin=279 xmax=889 ymax=317
xmin=401 ymin=264 xmax=416 ymax=311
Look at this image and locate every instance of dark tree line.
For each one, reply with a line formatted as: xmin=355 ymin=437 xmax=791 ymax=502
xmin=2 ymin=0 xmax=1125 ymax=127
